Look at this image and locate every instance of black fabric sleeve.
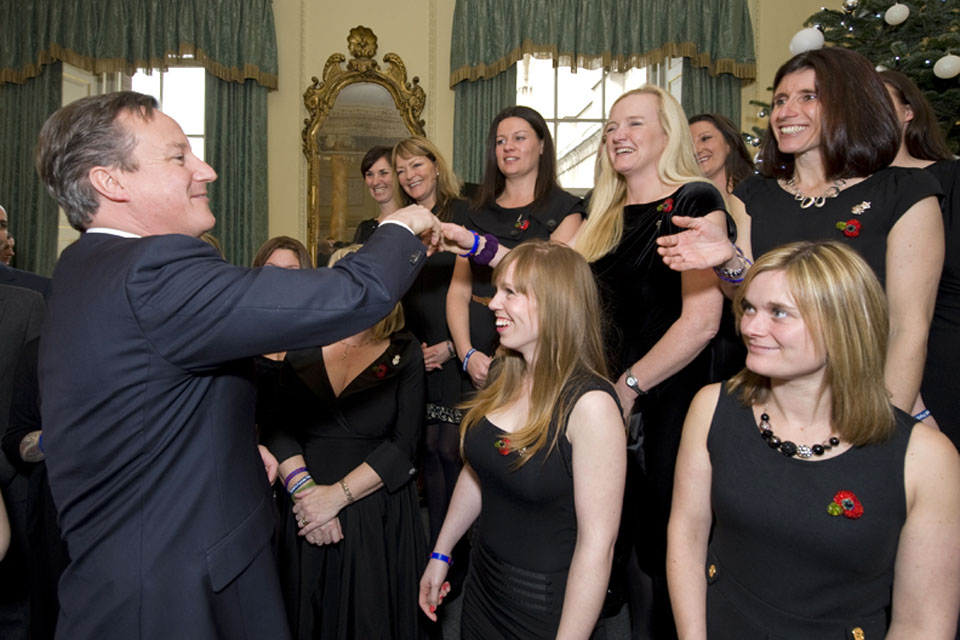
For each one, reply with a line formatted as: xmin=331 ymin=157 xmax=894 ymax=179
xmin=365 ymin=335 xmax=426 ymax=492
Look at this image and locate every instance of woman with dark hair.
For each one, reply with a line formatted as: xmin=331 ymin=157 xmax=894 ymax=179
xmin=688 ymin=113 xmax=754 ymax=196
xmin=668 ymin=241 xmax=960 ymax=638
xmin=265 ymin=245 xmax=430 ymax=639
xmin=421 ymin=241 xmax=625 ymax=639
xmin=388 ymin=136 xmax=469 ymax=552
xmin=657 ymin=48 xmax=943 ymax=419
xmin=447 ymin=106 xmax=583 ymax=391
xmin=252 ymin=235 xmax=314 ymax=270
xmin=353 ymin=145 xmax=401 ymax=243
xmin=882 ymin=69 xmax=960 ymax=443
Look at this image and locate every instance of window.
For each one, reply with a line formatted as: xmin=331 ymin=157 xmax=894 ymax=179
xmin=515 ymin=55 xmax=682 ymax=191
xmin=132 ymin=67 xmax=206 ymax=159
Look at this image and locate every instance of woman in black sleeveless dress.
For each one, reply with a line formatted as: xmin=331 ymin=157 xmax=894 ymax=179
xmin=668 ymin=241 xmax=960 ymax=638
xmin=420 ymin=242 xmax=625 ymax=639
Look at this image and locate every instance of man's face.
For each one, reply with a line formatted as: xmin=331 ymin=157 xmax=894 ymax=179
xmin=115 ymin=110 xmax=217 ymax=237
xmin=0 ymin=207 xmax=8 ymax=248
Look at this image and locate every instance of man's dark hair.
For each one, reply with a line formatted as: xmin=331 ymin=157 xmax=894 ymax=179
xmin=36 ymin=91 xmax=158 ymax=230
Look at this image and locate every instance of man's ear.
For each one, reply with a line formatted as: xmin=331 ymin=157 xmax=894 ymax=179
xmin=88 ymin=166 xmax=130 ymax=203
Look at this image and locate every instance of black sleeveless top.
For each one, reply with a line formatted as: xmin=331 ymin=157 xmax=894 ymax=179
xmin=706 ymin=386 xmax=914 ymax=637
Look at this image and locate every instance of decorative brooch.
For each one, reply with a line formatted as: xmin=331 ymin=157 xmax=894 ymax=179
xmin=836 ymin=219 xmax=862 ymax=238
xmin=493 ymin=437 xmax=526 ymax=457
xmin=373 ymin=363 xmax=389 ymax=379
xmin=514 ymin=215 xmax=530 ymax=231
xmin=392 ymin=354 xmax=401 ymax=365
xmin=851 ymin=201 xmax=871 ymax=215
xmin=656 ymin=198 xmax=674 ymax=213
xmin=827 ymin=490 xmax=864 ymax=519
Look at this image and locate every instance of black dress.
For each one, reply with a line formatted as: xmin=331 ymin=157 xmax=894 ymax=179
xmin=706 ymin=387 xmax=913 ymax=638
xmin=264 ymin=332 xmax=429 ymax=640
xmin=735 ymin=167 xmax=941 ymax=285
xmin=922 ymin=160 xmax=960 ymax=447
xmin=464 ymin=187 xmax=584 ymax=361
xmin=590 ymin=182 xmax=727 ymax=576
xmin=459 ymin=376 xmax=617 ymax=640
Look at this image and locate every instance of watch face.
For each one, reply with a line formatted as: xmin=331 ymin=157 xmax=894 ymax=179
xmin=626 ymin=375 xmax=638 ymax=387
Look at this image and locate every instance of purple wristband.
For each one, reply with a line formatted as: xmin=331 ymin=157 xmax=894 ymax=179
xmin=283 ymin=466 xmax=308 ymax=490
xmin=471 ymin=234 xmax=499 ymax=266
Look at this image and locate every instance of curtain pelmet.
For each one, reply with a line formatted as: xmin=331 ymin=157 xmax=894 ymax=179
xmin=450 ymin=0 xmax=756 ymax=87
xmin=1 ymin=0 xmax=278 ymax=90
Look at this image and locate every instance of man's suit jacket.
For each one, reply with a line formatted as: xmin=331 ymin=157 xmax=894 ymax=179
xmin=40 ymin=225 xmax=426 ymax=640
xmin=0 ymin=263 xmax=51 ymax=298
xmin=0 ymin=284 xmax=45 ymax=640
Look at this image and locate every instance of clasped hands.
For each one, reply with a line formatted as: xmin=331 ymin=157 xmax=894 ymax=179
xmin=291 ymin=484 xmax=346 ymax=547
xmin=381 ymin=205 xmax=486 ymax=256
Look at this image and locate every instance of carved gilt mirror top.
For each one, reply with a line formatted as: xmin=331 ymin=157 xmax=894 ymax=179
xmin=302 ymin=26 xmax=426 ymax=262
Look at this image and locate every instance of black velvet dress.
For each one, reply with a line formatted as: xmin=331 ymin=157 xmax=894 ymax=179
xmin=590 ymin=182 xmax=727 ymax=577
xmin=263 ymin=332 xmax=429 ymax=640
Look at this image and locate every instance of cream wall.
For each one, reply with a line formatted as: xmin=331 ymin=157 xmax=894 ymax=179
xmin=266 ymin=0 xmax=826 ymax=239
xmin=267 ymin=0 xmax=455 ymax=240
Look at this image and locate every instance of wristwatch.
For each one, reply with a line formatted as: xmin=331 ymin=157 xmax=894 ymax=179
xmin=624 ymin=368 xmax=646 ymax=396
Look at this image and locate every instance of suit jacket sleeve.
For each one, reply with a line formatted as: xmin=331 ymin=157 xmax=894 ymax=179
xmin=127 ymin=224 xmax=427 ymax=370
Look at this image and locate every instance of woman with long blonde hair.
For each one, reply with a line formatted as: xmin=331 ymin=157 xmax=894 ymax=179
xmin=569 ymin=84 xmax=729 ymax=637
xmin=420 ymin=241 xmax=625 ymax=639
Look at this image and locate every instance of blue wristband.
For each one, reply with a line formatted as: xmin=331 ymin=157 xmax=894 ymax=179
xmin=430 ymin=551 xmax=453 ymax=566
xmin=462 ymin=348 xmax=477 ymax=372
xmin=459 ymin=231 xmax=480 ymax=258
xmin=913 ymin=409 xmax=931 ymax=421
xmin=289 ymin=475 xmax=314 ymax=495
xmin=38 ymin=433 xmax=44 ymax=454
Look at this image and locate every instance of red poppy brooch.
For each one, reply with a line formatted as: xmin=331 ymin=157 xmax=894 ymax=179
xmin=494 ymin=437 xmax=512 ymax=456
xmin=836 ymin=219 xmax=862 ymax=238
xmin=827 ymin=490 xmax=863 ymax=519
xmin=372 ymin=363 xmax=389 ymax=378
xmin=656 ymin=198 xmax=674 ymax=213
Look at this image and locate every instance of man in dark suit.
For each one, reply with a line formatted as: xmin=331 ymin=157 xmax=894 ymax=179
xmin=0 ymin=205 xmax=51 ymax=298
xmin=0 ymin=284 xmax=44 ymax=640
xmin=34 ymin=92 xmax=443 ymax=640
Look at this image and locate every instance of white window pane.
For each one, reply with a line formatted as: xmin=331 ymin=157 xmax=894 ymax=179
xmin=604 ymin=68 xmax=648 ymax=114
xmin=556 ymin=67 xmax=603 ymax=119
xmin=162 ymin=68 xmax=205 ymax=136
xmin=131 ymin=69 xmax=161 ymax=101
xmin=188 ymin=136 xmax=205 ymax=162
xmin=556 ymin=122 xmax=602 ymax=189
xmin=516 ymin=55 xmax=555 ymax=119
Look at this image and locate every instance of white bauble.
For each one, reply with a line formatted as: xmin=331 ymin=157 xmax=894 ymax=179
xmin=884 ymin=3 xmax=909 ymax=26
xmin=789 ymin=28 xmax=825 ymax=55
xmin=934 ymin=54 xmax=960 ymax=79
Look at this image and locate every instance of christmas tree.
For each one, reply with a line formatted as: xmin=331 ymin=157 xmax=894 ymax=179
xmin=805 ymin=0 xmax=960 ymax=151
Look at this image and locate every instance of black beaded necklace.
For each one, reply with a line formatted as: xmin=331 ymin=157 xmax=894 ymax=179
xmin=758 ymin=409 xmax=839 ymax=459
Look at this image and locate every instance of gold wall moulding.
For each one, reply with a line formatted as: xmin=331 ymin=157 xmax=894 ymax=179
xmin=302 ymin=26 xmax=427 ymax=261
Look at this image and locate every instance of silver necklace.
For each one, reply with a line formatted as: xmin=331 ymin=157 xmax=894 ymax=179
xmin=782 ymin=177 xmax=846 ymax=209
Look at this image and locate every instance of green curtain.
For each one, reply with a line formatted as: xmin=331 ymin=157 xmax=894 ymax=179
xmin=205 ymin=75 xmax=268 ymax=267
xmin=681 ymin=58 xmax=743 ymax=125
xmin=2 ymin=0 xmax=278 ymax=88
xmin=450 ymin=0 xmax=755 ymax=86
xmin=453 ymin=67 xmax=518 ymax=184
xmin=0 ymin=63 xmax=62 ymax=276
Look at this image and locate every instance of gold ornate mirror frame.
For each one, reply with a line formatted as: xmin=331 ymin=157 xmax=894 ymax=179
xmin=302 ymin=26 xmax=426 ymax=262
